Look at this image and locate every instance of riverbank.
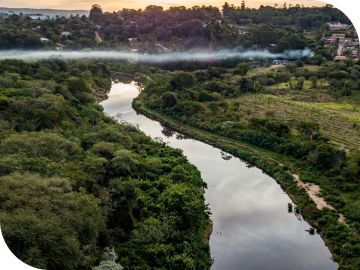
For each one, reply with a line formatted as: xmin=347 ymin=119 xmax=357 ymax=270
xmin=133 ymin=100 xmax=355 ymax=267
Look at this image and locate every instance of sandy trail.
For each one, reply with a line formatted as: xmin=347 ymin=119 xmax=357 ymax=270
xmin=269 ymin=158 xmax=346 ymax=224
xmin=291 ymin=173 xmax=346 ymax=225
xmin=95 ymin=31 xmax=102 ymax=42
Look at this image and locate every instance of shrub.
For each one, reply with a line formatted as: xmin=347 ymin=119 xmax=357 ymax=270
xmin=162 ymin=92 xmax=178 ymax=108
xmin=92 ymin=141 xmax=115 ymax=157
xmin=0 ymin=172 xmax=104 ymax=270
xmin=0 ymin=95 xmax=10 ymax=109
xmin=171 ymin=165 xmax=186 ymax=182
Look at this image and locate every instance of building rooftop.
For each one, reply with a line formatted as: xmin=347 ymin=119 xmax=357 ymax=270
xmin=334 ymin=56 xmax=347 ymax=60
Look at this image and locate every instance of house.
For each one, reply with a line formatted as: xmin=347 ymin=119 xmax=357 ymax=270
xmin=272 ymin=60 xmax=289 ymax=65
xmin=268 ymin=44 xmax=277 ymax=47
xmin=56 ymin=43 xmax=65 ymax=50
xmin=327 ymin=22 xmax=348 ymax=30
xmin=334 ymin=56 xmax=347 ymax=61
xmin=332 ymin=34 xmax=345 ymax=39
xmin=251 ymin=61 xmax=261 ymax=68
xmin=339 ymin=38 xmax=359 ymax=46
xmin=61 ymin=31 xmax=71 ymax=36
xmin=349 ymin=39 xmax=359 ymax=46
xmin=40 ymin=38 xmax=49 ymax=42
xmin=327 ymin=38 xmax=337 ymax=43
xmin=130 ymin=49 xmax=139 ymax=53
xmin=128 ymin=38 xmax=137 ymax=42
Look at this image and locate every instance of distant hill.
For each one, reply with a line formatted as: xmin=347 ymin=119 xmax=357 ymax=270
xmin=0 ymin=7 xmax=89 ymax=16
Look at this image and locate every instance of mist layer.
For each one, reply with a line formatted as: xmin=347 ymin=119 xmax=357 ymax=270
xmin=0 ymin=48 xmax=314 ymax=63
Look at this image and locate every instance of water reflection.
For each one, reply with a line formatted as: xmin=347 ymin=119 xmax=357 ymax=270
xmin=100 ymin=80 xmax=338 ymax=270
xmin=161 ymin=126 xmax=196 ymax=141
xmin=220 ymin=151 xmax=233 ymax=161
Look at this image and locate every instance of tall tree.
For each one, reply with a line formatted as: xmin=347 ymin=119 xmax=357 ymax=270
xmin=89 ymin=4 xmax=103 ymax=24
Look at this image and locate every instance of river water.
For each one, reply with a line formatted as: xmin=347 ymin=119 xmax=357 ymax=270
xmin=100 ymin=81 xmax=338 ymax=270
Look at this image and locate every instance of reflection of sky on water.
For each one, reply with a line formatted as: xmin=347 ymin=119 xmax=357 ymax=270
xmin=101 ymin=82 xmax=338 ymax=270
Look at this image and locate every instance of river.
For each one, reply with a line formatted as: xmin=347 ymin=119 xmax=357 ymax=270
xmin=100 ymin=81 xmax=338 ymax=270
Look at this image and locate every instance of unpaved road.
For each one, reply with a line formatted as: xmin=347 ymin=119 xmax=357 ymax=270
xmin=95 ymin=31 xmax=102 ymax=42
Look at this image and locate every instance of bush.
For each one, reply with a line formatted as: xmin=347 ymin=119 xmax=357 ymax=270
xmin=0 ymin=172 xmax=105 ymax=270
xmin=171 ymin=72 xmax=196 ymax=89
xmin=162 ymin=92 xmax=178 ymax=108
xmin=0 ymin=95 xmax=10 ymax=109
xmin=92 ymin=141 xmax=115 ymax=157
xmin=295 ymin=59 xmax=304 ymax=67
xmin=198 ymin=91 xmax=213 ymax=102
xmin=171 ymin=165 xmax=187 ymax=182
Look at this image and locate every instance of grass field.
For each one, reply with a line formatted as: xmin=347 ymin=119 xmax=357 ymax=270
xmin=215 ymin=94 xmax=360 ymax=150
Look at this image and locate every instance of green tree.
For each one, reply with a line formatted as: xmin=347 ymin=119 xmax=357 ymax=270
xmin=89 ymin=4 xmax=103 ymax=23
xmin=0 ymin=172 xmax=105 ymax=270
xmin=254 ymin=81 xmax=261 ymax=111
xmin=297 ymin=121 xmax=320 ymax=136
xmin=309 ymin=76 xmax=317 ymax=88
xmin=295 ymin=59 xmax=304 ymax=67
xmin=234 ymin=62 xmax=252 ymax=76
xmin=162 ymin=92 xmax=178 ymax=108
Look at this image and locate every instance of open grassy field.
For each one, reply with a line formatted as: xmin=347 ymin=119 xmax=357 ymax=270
xmin=210 ymin=94 xmax=360 ymax=150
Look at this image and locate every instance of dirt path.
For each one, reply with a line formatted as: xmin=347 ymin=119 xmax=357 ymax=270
xmin=95 ymin=31 xmax=102 ymax=42
xmin=291 ymin=173 xmax=346 ymax=224
xmin=266 ymin=64 xmax=285 ymax=69
xmin=268 ymin=157 xmax=346 ymax=224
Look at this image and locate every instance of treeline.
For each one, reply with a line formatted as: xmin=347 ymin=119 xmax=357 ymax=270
xmin=89 ymin=2 xmax=352 ymax=52
xmin=223 ymin=2 xmax=352 ymax=27
xmin=0 ymin=3 xmax=353 ymax=54
xmin=0 ymin=58 xmax=211 ymax=269
xmin=0 ymin=13 xmax=101 ymax=50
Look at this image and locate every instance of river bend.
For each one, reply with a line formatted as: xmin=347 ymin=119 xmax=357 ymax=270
xmin=100 ymin=81 xmax=338 ymax=270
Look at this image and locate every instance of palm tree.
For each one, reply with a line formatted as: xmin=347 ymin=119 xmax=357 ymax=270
xmin=254 ymin=81 xmax=261 ymax=111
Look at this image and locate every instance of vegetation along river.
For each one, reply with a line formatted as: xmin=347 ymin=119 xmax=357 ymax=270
xmin=100 ymin=80 xmax=338 ymax=270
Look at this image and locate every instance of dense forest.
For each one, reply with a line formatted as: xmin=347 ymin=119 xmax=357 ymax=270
xmin=95 ymin=2 xmax=354 ymax=53
xmin=0 ymin=58 xmax=211 ymax=269
xmin=0 ymin=14 xmax=100 ymax=50
xmin=0 ymin=2 xmax=355 ymax=53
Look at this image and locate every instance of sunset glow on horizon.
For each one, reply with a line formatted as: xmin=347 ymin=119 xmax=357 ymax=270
xmin=0 ymin=0 xmax=331 ymax=12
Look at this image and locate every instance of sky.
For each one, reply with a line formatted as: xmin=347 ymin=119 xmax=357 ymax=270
xmin=0 ymin=0 xmax=331 ymax=12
